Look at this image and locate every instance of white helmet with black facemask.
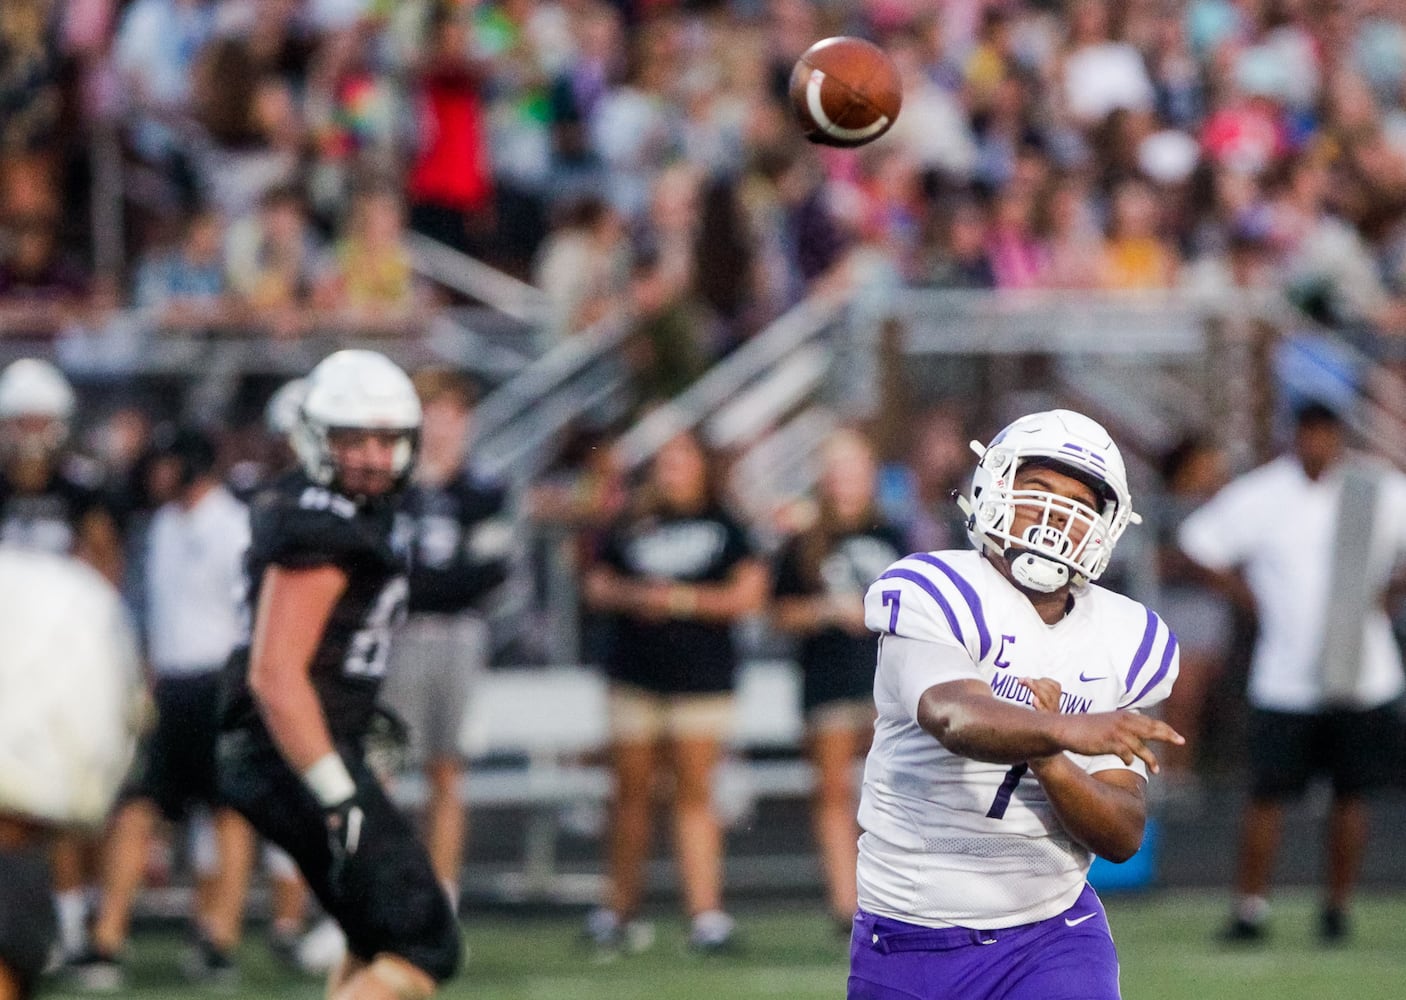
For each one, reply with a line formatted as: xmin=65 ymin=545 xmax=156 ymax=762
xmin=291 ymin=350 xmax=421 ymax=498
xmin=957 ymin=409 xmax=1139 ymax=593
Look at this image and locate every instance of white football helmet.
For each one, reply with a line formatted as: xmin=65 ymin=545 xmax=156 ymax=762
xmin=0 ymin=358 xmax=75 ymax=460
xmin=959 ymin=409 xmax=1139 ymax=593
xmin=292 ymin=350 xmax=421 ymax=493
xmin=264 ymin=377 xmax=308 ymax=439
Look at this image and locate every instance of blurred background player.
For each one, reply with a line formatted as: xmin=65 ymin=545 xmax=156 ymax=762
xmin=70 ymin=426 xmax=254 ymax=991
xmin=0 ymin=548 xmax=143 ymax=1000
xmin=770 ymin=428 xmax=905 ymax=930
xmin=380 ymin=367 xmax=513 ymax=910
xmin=217 ymin=350 xmax=461 ymax=999
xmin=0 ymin=357 xmax=124 ymax=965
xmin=582 ymin=429 xmax=769 ymax=955
xmin=1178 ymin=402 xmax=1406 ymax=944
xmin=851 ymin=409 xmax=1183 ymax=1000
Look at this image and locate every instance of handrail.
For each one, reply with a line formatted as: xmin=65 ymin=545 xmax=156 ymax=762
xmin=614 ymin=292 xmax=846 ymax=471
xmin=473 ymin=312 xmax=633 ymax=441
xmin=404 ymin=232 xmax=548 ymax=325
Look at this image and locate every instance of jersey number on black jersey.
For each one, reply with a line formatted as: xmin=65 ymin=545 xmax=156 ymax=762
xmin=344 ymin=577 xmax=409 ymax=679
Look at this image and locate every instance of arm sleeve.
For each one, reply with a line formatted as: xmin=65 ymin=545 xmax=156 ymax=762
xmin=880 ymin=633 xmax=984 ymax=724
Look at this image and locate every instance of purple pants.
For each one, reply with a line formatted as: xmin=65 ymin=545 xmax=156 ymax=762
xmin=847 ymin=883 xmax=1121 ymax=1000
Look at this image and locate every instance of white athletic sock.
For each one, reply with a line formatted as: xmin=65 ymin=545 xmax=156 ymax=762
xmin=55 ymin=889 xmax=89 ymax=956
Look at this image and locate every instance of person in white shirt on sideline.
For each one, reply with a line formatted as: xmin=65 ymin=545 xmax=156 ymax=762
xmin=71 ymin=427 xmax=256 ymax=991
xmin=1178 ymin=401 xmax=1406 ymax=945
xmin=850 ymin=409 xmax=1182 ymax=1000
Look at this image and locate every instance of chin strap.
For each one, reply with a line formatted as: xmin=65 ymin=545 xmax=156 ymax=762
xmin=1005 ymin=548 xmax=1069 ymax=593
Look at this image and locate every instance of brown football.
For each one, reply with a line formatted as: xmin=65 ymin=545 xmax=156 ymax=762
xmin=789 ymin=36 xmax=902 ymax=148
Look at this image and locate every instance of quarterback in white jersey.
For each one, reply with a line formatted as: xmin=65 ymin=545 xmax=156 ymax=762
xmin=848 ymin=410 xmax=1182 ymax=1000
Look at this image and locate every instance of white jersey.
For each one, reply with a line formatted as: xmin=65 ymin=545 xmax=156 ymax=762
xmin=857 ymin=550 xmax=1179 ymax=929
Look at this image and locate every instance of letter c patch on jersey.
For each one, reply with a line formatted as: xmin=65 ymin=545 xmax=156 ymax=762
xmin=993 ymin=634 xmax=1016 ymax=669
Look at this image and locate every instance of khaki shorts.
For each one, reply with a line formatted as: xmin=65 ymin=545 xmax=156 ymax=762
xmin=608 ymin=684 xmax=734 ymax=744
xmin=807 ymin=697 xmax=876 ymax=735
xmin=381 ymin=612 xmax=488 ymax=762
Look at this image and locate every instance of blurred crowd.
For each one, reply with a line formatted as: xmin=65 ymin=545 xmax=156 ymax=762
xmin=9 ymin=0 xmax=1406 ymax=366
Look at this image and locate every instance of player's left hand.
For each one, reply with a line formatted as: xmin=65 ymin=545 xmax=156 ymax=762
xmin=1018 ymin=677 xmax=1062 ymax=714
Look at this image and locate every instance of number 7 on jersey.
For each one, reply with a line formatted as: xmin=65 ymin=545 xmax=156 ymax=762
xmin=881 ymin=590 xmax=901 ymax=633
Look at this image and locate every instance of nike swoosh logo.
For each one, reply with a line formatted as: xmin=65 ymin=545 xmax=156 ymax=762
xmin=1078 ymin=672 xmax=1107 ymax=683
xmin=1065 ymin=912 xmax=1097 ymax=927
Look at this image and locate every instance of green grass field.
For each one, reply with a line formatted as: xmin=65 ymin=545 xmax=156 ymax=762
xmin=42 ymin=890 xmax=1406 ymax=999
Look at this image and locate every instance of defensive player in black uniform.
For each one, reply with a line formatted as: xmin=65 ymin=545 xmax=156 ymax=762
xmin=218 ymin=350 xmax=460 ymax=1000
xmin=0 ymin=357 xmax=125 ymax=964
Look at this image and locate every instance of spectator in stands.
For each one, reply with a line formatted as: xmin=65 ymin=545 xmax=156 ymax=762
xmin=626 ymin=165 xmax=711 ymax=402
xmin=1057 ymin=0 xmax=1155 ymax=128
xmin=583 ymin=429 xmax=768 ymax=955
xmin=133 ymin=208 xmax=231 ymax=331
xmin=72 ymin=427 xmax=256 ymax=991
xmin=986 ymin=186 xmax=1046 ymax=290
xmin=406 ymin=6 xmax=494 ymax=257
xmin=226 ymin=185 xmax=325 ymax=338
xmin=0 ymin=209 xmax=92 ymax=335
xmin=770 ymin=428 xmax=905 ymax=930
xmin=920 ymin=197 xmax=996 ymax=289
xmin=318 ymin=180 xmax=422 ymax=330
xmin=1039 ymin=173 xmax=1108 ymax=289
xmin=1101 ymin=178 xmax=1180 ymax=290
xmin=380 ymin=367 xmax=513 ymax=912
xmin=112 ymin=0 xmax=218 ymax=164
xmin=1179 ymin=402 xmax=1406 ymax=944
xmin=533 ymin=194 xmax=631 ymax=346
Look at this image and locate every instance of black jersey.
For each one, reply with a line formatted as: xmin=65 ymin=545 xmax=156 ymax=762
xmin=221 ymin=470 xmax=411 ymax=742
xmin=402 ymin=469 xmax=512 ymax=614
xmin=772 ymin=522 xmax=906 ymax=710
xmin=599 ymin=506 xmax=757 ymax=694
xmin=0 ymin=462 xmax=106 ymax=555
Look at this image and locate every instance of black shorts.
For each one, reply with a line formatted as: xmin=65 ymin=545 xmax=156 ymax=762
xmin=124 ymin=673 xmax=224 ymax=821
xmin=1248 ymin=703 xmax=1403 ymax=800
xmin=0 ymin=845 xmax=57 ymax=998
xmin=216 ymin=729 xmax=461 ymax=983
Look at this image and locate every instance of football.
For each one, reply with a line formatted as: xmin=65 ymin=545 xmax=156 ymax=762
xmin=789 ymin=36 xmax=902 ymax=148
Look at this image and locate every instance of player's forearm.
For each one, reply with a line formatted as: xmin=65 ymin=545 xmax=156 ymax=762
xmin=1029 ymin=755 xmax=1145 ymax=862
xmin=917 ymin=691 xmax=1069 ymax=764
xmin=250 ymin=670 xmax=337 ymax=773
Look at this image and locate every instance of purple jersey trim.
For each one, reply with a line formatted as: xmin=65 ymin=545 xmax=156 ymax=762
xmin=877 ymin=568 xmax=965 ymax=648
xmin=1123 ymin=609 xmax=1159 ymax=692
xmin=910 ymin=553 xmax=992 ymax=659
xmin=1130 ymin=631 xmax=1178 ymax=706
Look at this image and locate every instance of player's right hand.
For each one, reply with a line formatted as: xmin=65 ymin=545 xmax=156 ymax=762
xmin=1059 ymin=711 xmax=1184 ymax=774
xmin=324 ymin=797 xmax=365 ymax=888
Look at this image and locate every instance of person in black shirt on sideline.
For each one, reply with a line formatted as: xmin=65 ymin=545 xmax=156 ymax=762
xmin=218 ymin=350 xmax=460 ymax=1000
xmin=771 ymin=428 xmax=905 ymax=930
xmin=380 ymin=367 xmax=512 ymax=909
xmin=583 ymin=429 xmax=768 ymax=954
